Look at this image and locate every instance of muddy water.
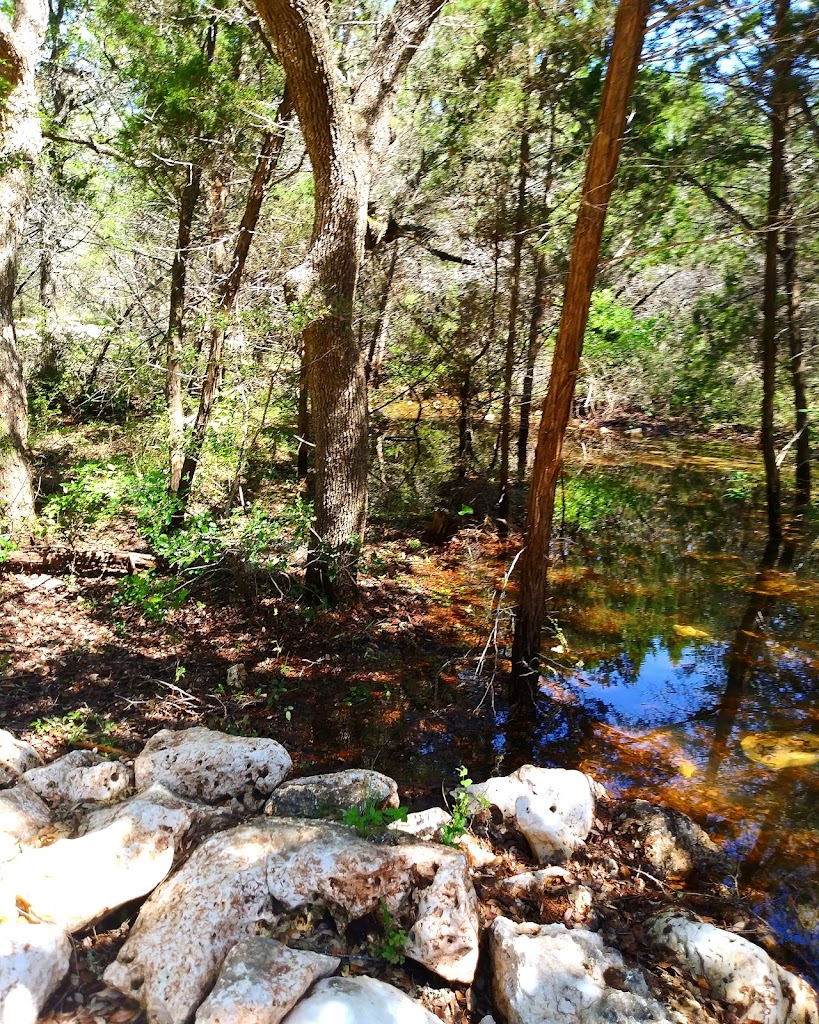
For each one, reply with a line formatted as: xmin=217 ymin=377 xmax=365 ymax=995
xmin=314 ymin=432 xmax=819 ymax=977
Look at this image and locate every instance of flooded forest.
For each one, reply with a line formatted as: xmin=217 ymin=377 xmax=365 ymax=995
xmin=2 ymin=0 xmax=819 ymax=1018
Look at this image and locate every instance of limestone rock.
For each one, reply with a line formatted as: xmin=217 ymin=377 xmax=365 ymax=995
xmin=135 ymin=727 xmax=291 ymax=807
xmin=456 ymin=832 xmax=497 ymax=869
xmin=388 ymin=807 xmax=451 ymax=840
xmin=264 ymin=769 xmax=398 ymax=818
xmin=105 ymin=818 xmax=481 ymax=1023
xmin=0 ymin=921 xmax=71 ymax=1024
xmin=196 ymin=938 xmax=339 ymax=1024
xmin=495 ymin=867 xmax=574 ymax=898
xmin=0 ymin=732 xmax=41 ymax=789
xmin=467 ymin=765 xmax=597 ymax=841
xmin=490 ymin=917 xmax=674 ymax=1024
xmin=515 ymin=794 xmax=585 ymax=864
xmin=616 ymin=800 xmax=727 ymax=879
xmin=105 ymin=823 xmax=276 ymax=1024
xmin=0 ymin=784 xmax=51 ymax=855
xmin=282 ymin=976 xmax=441 ymax=1024
xmin=405 ymin=858 xmax=481 ymax=984
xmin=23 ymin=750 xmax=133 ymax=807
xmin=10 ymin=784 xmax=205 ymax=932
xmin=645 ymin=909 xmax=819 ymax=1024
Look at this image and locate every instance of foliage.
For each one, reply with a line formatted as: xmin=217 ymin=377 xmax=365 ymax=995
xmin=342 ymin=802 xmax=409 ymax=838
xmin=558 ymin=473 xmax=650 ymax=533
xmin=29 ymin=708 xmax=116 ymax=745
xmin=111 ymin=571 xmax=190 ymax=622
xmin=723 ymin=470 xmax=753 ymax=502
xmin=378 ymin=900 xmax=408 ymax=965
xmin=440 ymin=765 xmax=487 ymax=846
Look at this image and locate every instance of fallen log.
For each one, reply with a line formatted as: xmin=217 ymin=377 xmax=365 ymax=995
xmin=1 ymin=547 xmax=156 ymax=576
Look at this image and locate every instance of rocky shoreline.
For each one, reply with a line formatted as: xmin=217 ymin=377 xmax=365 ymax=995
xmin=1 ymin=725 xmax=817 ymax=1024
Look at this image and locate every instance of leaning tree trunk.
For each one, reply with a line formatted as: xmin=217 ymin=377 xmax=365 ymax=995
xmin=760 ymin=0 xmax=789 ymax=543
xmin=0 ymin=0 xmax=48 ymax=529
xmin=510 ymin=0 xmax=651 ymax=696
xmin=517 ymin=251 xmax=549 ymax=479
xmin=254 ymin=0 xmax=445 ymax=603
xmin=174 ymin=90 xmax=293 ymax=517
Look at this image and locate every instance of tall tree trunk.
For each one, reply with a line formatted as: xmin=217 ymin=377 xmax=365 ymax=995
xmin=517 ymin=252 xmax=549 ymax=479
xmin=510 ymin=0 xmax=651 ymax=695
xmin=497 ymin=107 xmax=530 ymax=538
xmin=296 ymin=343 xmax=310 ymax=484
xmin=174 ymin=90 xmax=293 ymax=515
xmin=166 ymin=165 xmax=203 ymax=495
xmin=254 ymin=0 xmax=445 ymax=603
xmin=782 ymin=167 xmax=810 ymax=507
xmin=0 ymin=0 xmax=48 ymax=529
xmin=760 ymin=0 xmax=789 ymax=542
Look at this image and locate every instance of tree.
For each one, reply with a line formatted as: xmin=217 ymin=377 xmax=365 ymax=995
xmin=253 ymin=0 xmax=445 ymax=601
xmin=511 ymin=0 xmax=651 ymax=695
xmin=0 ymin=0 xmax=47 ymax=528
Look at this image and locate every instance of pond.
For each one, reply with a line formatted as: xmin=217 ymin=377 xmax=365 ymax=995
xmin=355 ymin=432 xmax=819 ymax=982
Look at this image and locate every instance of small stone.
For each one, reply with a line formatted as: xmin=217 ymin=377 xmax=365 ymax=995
xmin=495 ymin=867 xmax=574 ymax=898
xmin=616 ymin=801 xmax=727 ymax=879
xmin=265 ymin=769 xmax=398 ymax=818
xmin=0 ymin=784 xmax=51 ymax=851
xmin=135 ymin=727 xmax=291 ymax=808
xmin=0 ymin=921 xmax=71 ymax=1024
xmin=282 ymin=976 xmax=441 ymax=1024
xmin=23 ymin=750 xmax=133 ymax=807
xmin=388 ymin=807 xmax=451 ymax=840
xmin=0 ymin=731 xmax=42 ymax=790
xmin=196 ymin=938 xmax=339 ymax=1024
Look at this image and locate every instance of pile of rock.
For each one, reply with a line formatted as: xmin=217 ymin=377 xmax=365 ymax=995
xmin=0 ymin=725 xmax=816 ymax=1024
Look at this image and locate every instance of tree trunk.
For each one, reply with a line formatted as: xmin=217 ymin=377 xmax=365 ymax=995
xmin=782 ymin=165 xmax=809 ymax=507
xmin=296 ymin=343 xmax=310 ymax=484
xmin=497 ymin=108 xmax=530 ymax=538
xmin=510 ymin=0 xmax=651 ymax=695
xmin=174 ymin=90 xmax=293 ymax=516
xmin=366 ymin=239 xmax=399 ymax=387
xmin=0 ymin=0 xmax=48 ymax=529
xmin=254 ymin=0 xmax=445 ymax=603
xmin=517 ymin=252 xmax=549 ymax=479
xmin=760 ymin=0 xmax=789 ymax=542
xmin=166 ymin=165 xmax=203 ymax=496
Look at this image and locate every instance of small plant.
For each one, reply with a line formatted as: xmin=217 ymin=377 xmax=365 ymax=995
xmin=111 ymin=572 xmax=190 ymax=623
xmin=440 ymin=765 xmax=488 ymax=846
xmin=30 ymin=708 xmax=115 ymax=746
xmin=723 ymin=470 xmax=752 ymax=502
xmin=343 ymin=802 xmax=408 ymax=838
xmin=378 ymin=899 xmax=407 ymax=965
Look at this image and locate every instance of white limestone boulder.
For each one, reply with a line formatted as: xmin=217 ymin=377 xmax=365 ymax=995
xmin=9 ymin=784 xmax=211 ymax=932
xmin=405 ymin=858 xmax=481 ymax=983
xmin=0 ymin=784 xmax=51 ymax=857
xmin=490 ymin=917 xmax=674 ymax=1024
xmin=281 ymin=976 xmax=441 ymax=1024
xmin=645 ymin=908 xmax=819 ymax=1024
xmin=135 ymin=727 xmax=292 ymax=807
xmin=0 ymin=921 xmax=70 ymax=1024
xmin=105 ymin=822 xmax=276 ymax=1024
xmin=22 ymin=750 xmax=133 ymax=807
xmin=466 ymin=765 xmax=598 ymax=842
xmin=0 ymin=731 xmax=41 ymax=789
xmin=264 ymin=769 xmax=398 ymax=818
xmin=196 ymin=938 xmax=339 ymax=1024
xmin=515 ymin=794 xmax=586 ymax=864
xmin=105 ymin=818 xmax=481 ymax=1024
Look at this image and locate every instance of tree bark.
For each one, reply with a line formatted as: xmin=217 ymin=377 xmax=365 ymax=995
xmin=366 ymin=239 xmax=399 ymax=387
xmin=760 ymin=0 xmax=789 ymax=542
xmin=174 ymin=90 xmax=293 ymax=515
xmin=510 ymin=0 xmax=651 ymax=695
xmin=254 ymin=0 xmax=445 ymax=602
xmin=498 ymin=105 xmax=530 ymax=538
xmin=782 ymin=171 xmax=810 ymax=506
xmin=516 ymin=251 xmax=549 ymax=479
xmin=0 ymin=0 xmax=48 ymax=529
